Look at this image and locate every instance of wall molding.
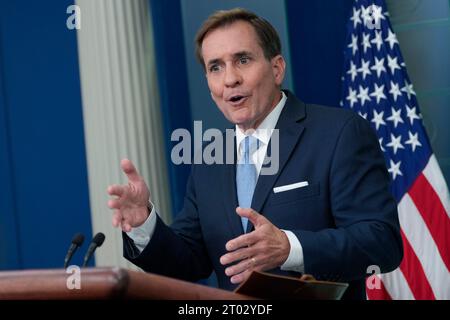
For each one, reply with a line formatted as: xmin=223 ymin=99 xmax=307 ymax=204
xmin=75 ymin=0 xmax=172 ymax=268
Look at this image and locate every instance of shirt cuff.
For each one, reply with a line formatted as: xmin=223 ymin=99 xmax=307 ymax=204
xmin=280 ymin=230 xmax=305 ymax=273
xmin=126 ymin=202 xmax=157 ymax=253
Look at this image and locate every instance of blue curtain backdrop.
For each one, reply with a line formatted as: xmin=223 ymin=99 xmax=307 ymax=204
xmin=0 ymin=0 xmax=93 ymax=270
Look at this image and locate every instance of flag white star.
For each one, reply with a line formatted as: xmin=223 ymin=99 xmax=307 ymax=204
xmin=358 ymin=85 xmax=371 ymax=106
xmin=350 ymin=7 xmax=362 ymax=29
xmin=387 ymin=54 xmax=401 ymax=74
xmin=371 ymin=109 xmax=386 ymax=130
xmin=388 ymin=159 xmax=403 ymax=180
xmin=361 ymin=33 xmax=372 ymax=53
xmin=346 ymin=87 xmax=358 ymax=108
xmin=360 ymin=6 xmax=372 ymax=26
xmin=347 ymin=61 xmax=358 ymax=81
xmin=405 ymin=131 xmax=422 ymax=152
xmin=371 ymin=30 xmax=384 ymax=51
xmin=401 ymin=80 xmax=416 ymax=100
xmin=348 ymin=34 xmax=358 ymax=55
xmin=370 ymin=4 xmax=385 ymax=25
xmin=358 ymin=59 xmax=372 ymax=80
xmin=358 ymin=111 xmax=368 ymax=119
xmin=370 ymin=83 xmax=387 ymax=104
xmin=371 ymin=57 xmax=386 ymax=78
xmin=389 ymin=81 xmax=402 ymax=102
xmin=386 ymin=133 xmax=405 ymax=154
xmin=361 ymin=5 xmax=380 ymax=30
xmin=385 ymin=28 xmax=399 ymax=50
xmin=406 ymin=105 xmax=420 ymax=125
xmin=386 ymin=107 xmax=404 ymax=128
xmin=379 ymin=138 xmax=386 ymax=152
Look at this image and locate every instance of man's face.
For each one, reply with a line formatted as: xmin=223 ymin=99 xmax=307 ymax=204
xmin=201 ymin=21 xmax=286 ymax=131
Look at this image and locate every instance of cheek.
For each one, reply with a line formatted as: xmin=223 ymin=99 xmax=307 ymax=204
xmin=207 ymin=77 xmax=223 ymax=97
xmin=249 ymin=67 xmax=273 ymax=91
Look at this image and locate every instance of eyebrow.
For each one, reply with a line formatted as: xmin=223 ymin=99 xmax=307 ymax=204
xmin=233 ymin=51 xmax=253 ymax=59
xmin=206 ymin=51 xmax=254 ymax=68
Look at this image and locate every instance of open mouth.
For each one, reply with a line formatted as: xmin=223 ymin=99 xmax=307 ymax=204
xmin=228 ymin=95 xmax=248 ymax=105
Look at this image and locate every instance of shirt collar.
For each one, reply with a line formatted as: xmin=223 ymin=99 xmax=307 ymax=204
xmin=236 ymin=91 xmax=287 ymax=149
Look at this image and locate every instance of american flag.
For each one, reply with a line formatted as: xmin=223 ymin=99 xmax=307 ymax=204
xmin=341 ymin=0 xmax=450 ymax=299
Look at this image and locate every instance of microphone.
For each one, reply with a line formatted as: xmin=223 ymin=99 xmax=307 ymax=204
xmin=82 ymin=232 xmax=105 ymax=267
xmin=64 ymin=233 xmax=85 ymax=269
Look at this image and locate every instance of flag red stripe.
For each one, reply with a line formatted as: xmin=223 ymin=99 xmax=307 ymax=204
xmin=366 ymin=278 xmax=392 ymax=300
xmin=399 ymin=229 xmax=436 ymax=299
xmin=408 ymin=173 xmax=450 ymax=272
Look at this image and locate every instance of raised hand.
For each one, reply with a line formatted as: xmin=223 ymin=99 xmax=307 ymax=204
xmin=107 ymin=159 xmax=151 ymax=232
xmin=219 ymin=207 xmax=291 ymax=284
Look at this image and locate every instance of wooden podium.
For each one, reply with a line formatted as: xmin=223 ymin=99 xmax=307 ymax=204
xmin=0 ymin=268 xmax=254 ymax=300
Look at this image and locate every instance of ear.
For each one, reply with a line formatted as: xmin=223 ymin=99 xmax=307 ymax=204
xmin=271 ymin=55 xmax=286 ymax=86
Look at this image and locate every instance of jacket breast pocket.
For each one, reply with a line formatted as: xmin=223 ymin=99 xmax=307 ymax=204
xmin=269 ymin=183 xmax=320 ymax=206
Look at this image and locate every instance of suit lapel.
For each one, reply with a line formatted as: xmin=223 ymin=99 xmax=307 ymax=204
xmin=248 ymin=93 xmax=306 ymax=232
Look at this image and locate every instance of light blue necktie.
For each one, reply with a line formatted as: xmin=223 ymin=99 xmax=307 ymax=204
xmin=236 ymin=135 xmax=259 ymax=232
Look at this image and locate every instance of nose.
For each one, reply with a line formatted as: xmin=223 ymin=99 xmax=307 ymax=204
xmin=224 ymin=65 xmax=242 ymax=88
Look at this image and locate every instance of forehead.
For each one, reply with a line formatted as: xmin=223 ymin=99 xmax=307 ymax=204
xmin=201 ymin=21 xmax=262 ymax=60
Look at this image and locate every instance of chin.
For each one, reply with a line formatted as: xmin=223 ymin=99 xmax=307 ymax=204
xmin=230 ymin=116 xmax=251 ymax=127
xmin=228 ymin=110 xmax=253 ymax=124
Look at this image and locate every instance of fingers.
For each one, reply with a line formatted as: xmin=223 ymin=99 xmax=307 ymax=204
xmin=122 ymin=222 xmax=132 ymax=233
xmin=108 ymin=198 xmax=122 ymax=210
xmin=107 ymin=184 xmax=125 ymax=197
xmin=220 ymin=246 xmax=253 ymax=265
xmin=225 ymin=257 xmax=254 ymax=279
xmin=112 ymin=210 xmax=122 ymax=228
xmin=121 ymin=158 xmax=141 ymax=183
xmin=236 ymin=207 xmax=265 ymax=227
xmin=230 ymin=267 xmax=254 ymax=284
xmin=109 ymin=159 xmax=144 ymax=232
xmin=225 ymin=232 xmax=256 ymax=251
xmin=112 ymin=209 xmax=133 ymax=232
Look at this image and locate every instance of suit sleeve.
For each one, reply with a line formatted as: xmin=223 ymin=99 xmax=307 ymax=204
xmin=122 ymin=165 xmax=212 ymax=282
xmin=293 ymin=114 xmax=403 ymax=282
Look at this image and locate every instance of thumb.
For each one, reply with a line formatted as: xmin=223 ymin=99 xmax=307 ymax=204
xmin=236 ymin=207 xmax=264 ymax=227
xmin=121 ymin=159 xmax=141 ymax=183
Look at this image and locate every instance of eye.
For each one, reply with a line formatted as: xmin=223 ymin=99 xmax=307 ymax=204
xmin=209 ymin=64 xmax=221 ymax=73
xmin=239 ymin=57 xmax=250 ymax=65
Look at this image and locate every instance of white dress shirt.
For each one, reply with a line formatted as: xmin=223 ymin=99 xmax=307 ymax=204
xmin=127 ymin=91 xmax=305 ymax=273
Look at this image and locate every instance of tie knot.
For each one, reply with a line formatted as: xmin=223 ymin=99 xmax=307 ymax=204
xmin=241 ymin=135 xmax=259 ymax=164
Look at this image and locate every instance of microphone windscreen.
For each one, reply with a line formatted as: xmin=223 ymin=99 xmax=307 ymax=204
xmin=92 ymin=232 xmax=105 ymax=247
xmin=71 ymin=233 xmax=85 ymax=246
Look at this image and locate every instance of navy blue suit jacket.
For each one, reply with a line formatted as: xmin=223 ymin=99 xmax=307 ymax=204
xmin=123 ymin=91 xmax=403 ymax=300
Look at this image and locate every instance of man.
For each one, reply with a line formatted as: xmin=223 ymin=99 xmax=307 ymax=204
xmin=107 ymin=8 xmax=403 ymax=300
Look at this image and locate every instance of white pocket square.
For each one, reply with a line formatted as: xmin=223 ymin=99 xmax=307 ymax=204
xmin=273 ymin=181 xmax=309 ymax=193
